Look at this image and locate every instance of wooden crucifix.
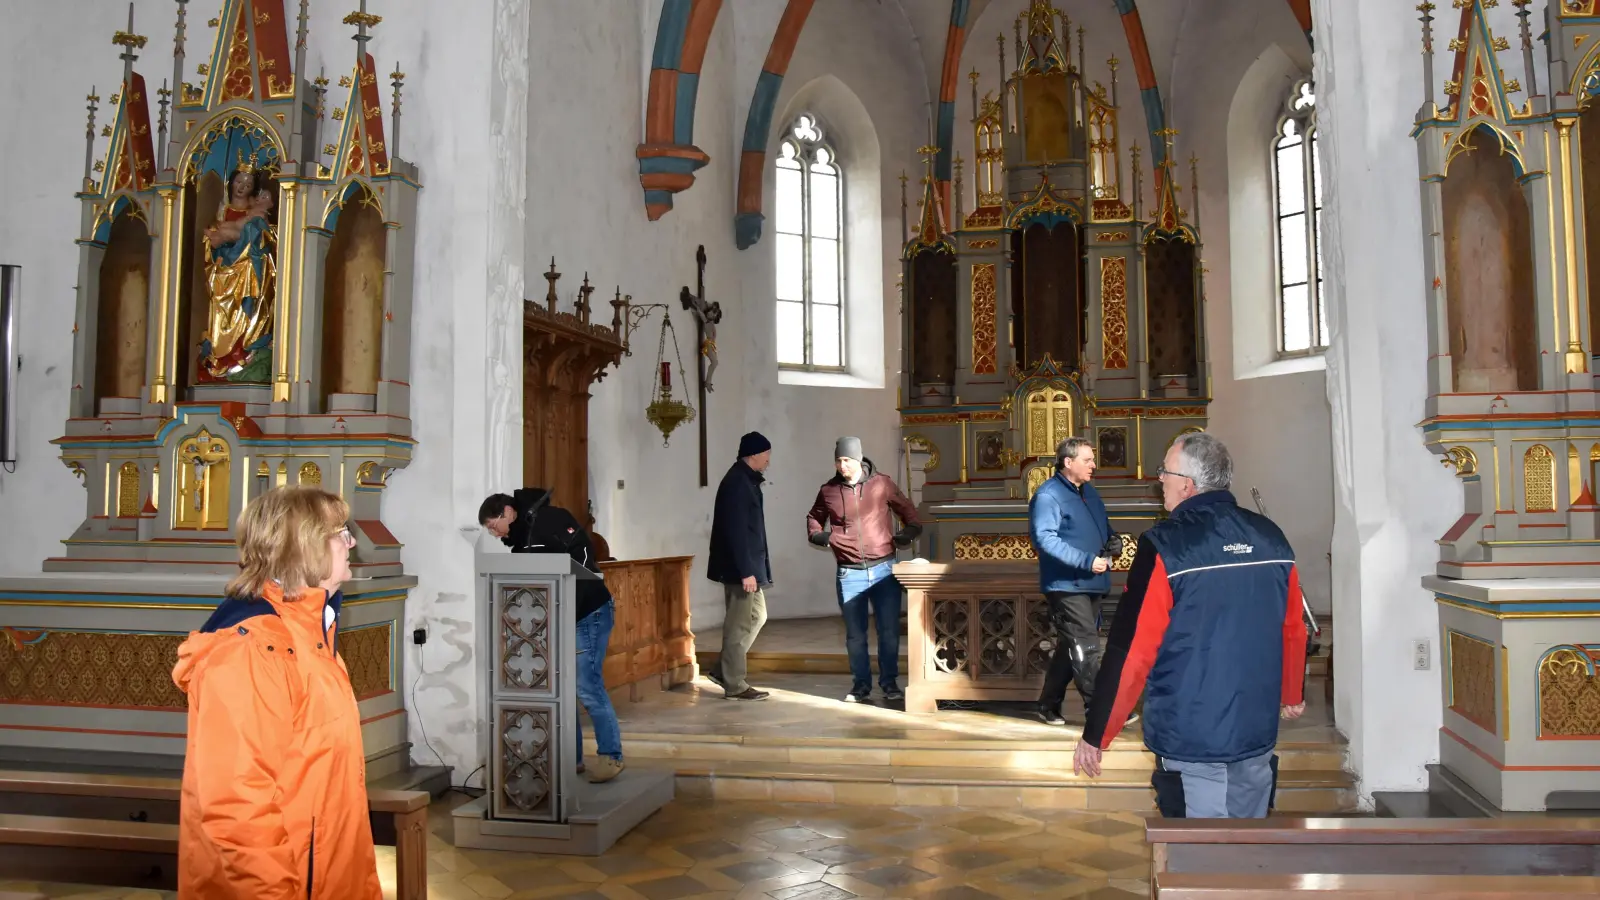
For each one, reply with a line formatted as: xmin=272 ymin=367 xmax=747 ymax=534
xmin=679 ymin=245 xmax=717 ymax=487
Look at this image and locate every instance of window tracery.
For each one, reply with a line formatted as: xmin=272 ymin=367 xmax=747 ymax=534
xmin=1273 ymin=79 xmax=1324 ymax=356
xmin=775 ymin=114 xmax=845 ymax=369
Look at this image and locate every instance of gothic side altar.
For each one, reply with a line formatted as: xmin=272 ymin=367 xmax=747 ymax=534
xmin=1402 ymin=1 xmax=1600 ymax=812
xmin=894 ymin=2 xmax=1206 ymax=709
xmin=0 ymin=0 xmax=423 ymax=777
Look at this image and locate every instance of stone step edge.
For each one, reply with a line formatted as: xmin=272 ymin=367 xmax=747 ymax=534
xmin=613 ymin=744 xmax=1346 ymax=773
xmin=626 ymin=758 xmax=1355 ymax=790
xmin=615 ymin=729 xmax=1346 ymax=753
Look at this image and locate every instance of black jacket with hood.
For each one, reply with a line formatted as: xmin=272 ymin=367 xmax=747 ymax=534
xmin=503 ymin=487 xmax=611 ymax=621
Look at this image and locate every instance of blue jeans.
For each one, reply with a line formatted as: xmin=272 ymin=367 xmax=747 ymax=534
xmin=575 ymin=601 xmax=622 ymax=764
xmin=837 ymin=562 xmax=901 ymax=692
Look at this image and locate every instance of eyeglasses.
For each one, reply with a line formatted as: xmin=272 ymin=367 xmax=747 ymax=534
xmin=336 ymin=527 xmax=355 ymax=547
xmin=1156 ymin=466 xmax=1194 ymax=482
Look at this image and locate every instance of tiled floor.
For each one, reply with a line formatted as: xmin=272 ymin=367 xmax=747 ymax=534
xmin=2 ymin=798 xmax=1153 ymax=899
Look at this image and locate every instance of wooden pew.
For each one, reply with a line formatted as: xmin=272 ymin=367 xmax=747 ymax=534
xmin=0 ymin=769 xmax=431 ymax=899
xmin=1155 ymin=872 xmax=1600 ymax=898
xmin=1147 ymin=818 xmax=1600 ymax=879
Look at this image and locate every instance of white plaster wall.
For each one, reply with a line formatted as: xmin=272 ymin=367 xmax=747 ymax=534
xmin=0 ymin=0 xmax=139 ymax=575
xmin=1314 ymin=0 xmax=1463 ymax=801
xmin=1166 ymin=1 xmax=1333 ymax=617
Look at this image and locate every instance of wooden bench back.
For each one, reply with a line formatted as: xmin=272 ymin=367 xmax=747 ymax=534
xmin=1148 ymin=818 xmax=1600 ymax=879
xmin=1155 ymin=872 xmax=1600 ymax=898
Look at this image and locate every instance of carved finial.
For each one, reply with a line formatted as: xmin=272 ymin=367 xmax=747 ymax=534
xmin=113 ymin=3 xmax=148 ymax=55
xmin=611 ymin=286 xmax=627 ymax=334
xmin=296 ymin=0 xmax=310 ymax=50
xmin=345 ymin=0 xmax=382 ymax=63
xmin=1513 ymin=0 xmax=1538 ymax=97
xmin=544 ymin=257 xmax=561 ymax=314
xmin=390 ymin=63 xmax=405 ymax=160
xmin=577 ymin=273 xmax=595 ymax=324
xmin=83 ymin=87 xmax=100 ymax=191
xmin=156 ymin=80 xmax=171 ymax=169
xmin=899 ymin=170 xmax=909 ymax=240
xmin=1419 ymin=2 xmax=1438 ymax=109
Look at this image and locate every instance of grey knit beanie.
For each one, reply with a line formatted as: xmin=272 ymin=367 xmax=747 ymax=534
xmin=834 ymin=436 xmax=863 ymax=462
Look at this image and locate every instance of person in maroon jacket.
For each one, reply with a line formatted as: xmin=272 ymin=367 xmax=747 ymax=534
xmin=806 ymin=437 xmax=922 ymax=703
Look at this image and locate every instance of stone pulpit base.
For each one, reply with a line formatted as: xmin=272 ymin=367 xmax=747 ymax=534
xmin=1424 ymin=575 xmax=1600 ymax=812
xmin=454 ymin=552 xmax=671 ymax=856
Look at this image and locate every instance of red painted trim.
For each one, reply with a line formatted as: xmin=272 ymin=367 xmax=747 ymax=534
xmin=1286 ymin=0 xmax=1312 ymax=35
xmin=738 ymin=149 xmax=765 ymax=214
xmin=1443 ymin=726 xmax=1600 ymax=768
xmin=679 ymin=0 xmax=725 ymax=75
xmin=644 ymin=69 xmax=679 ymax=144
xmin=360 ymin=707 xmax=405 ymax=726
xmin=737 ymin=0 xmax=817 ymax=223
xmin=1120 ymin=9 xmax=1158 ymax=92
xmin=762 ymin=0 xmax=815 ymax=73
xmin=940 ymin=23 xmax=965 ymax=103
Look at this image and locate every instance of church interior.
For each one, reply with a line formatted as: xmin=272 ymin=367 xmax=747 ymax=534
xmin=1 ymin=0 xmax=1599 ymax=896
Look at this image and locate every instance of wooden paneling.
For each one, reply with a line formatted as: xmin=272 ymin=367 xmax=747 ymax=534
xmin=597 ymin=556 xmax=696 ymax=697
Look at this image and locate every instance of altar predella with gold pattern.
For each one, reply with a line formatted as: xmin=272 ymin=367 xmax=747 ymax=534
xmin=891 ymin=1 xmax=1207 ymax=712
xmin=0 ymin=0 xmax=421 ymax=775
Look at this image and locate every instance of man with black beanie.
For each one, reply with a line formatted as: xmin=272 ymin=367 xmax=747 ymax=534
xmin=705 ymin=431 xmax=774 ymax=700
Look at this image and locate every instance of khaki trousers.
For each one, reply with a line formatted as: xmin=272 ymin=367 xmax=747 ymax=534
xmin=716 ymin=584 xmax=768 ymax=694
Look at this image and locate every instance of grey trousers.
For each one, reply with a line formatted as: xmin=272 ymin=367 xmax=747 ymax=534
xmin=715 ymin=584 xmax=768 ymax=694
xmin=1157 ymin=748 xmax=1276 ymax=818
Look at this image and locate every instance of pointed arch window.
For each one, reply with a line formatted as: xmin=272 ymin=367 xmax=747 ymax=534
xmin=1273 ymin=79 xmax=1325 ymax=356
xmin=775 ymin=115 xmax=845 ymax=369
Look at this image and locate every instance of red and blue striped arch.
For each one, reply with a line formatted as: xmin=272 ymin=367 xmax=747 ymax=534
xmin=638 ymin=0 xmax=725 ymax=221
xmin=933 ymin=0 xmax=974 ymax=216
xmin=735 ymin=0 xmax=817 ymax=249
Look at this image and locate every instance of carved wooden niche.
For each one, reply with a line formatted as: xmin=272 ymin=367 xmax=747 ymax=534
xmin=321 ymin=184 xmax=386 ymax=411
xmin=1013 ymin=221 xmax=1085 ymax=370
xmin=96 ymin=211 xmax=152 ymax=409
xmin=1441 ymin=127 xmax=1538 ymax=393
xmin=1581 ymin=102 xmax=1600 ymax=354
xmin=910 ymin=247 xmax=958 ymax=387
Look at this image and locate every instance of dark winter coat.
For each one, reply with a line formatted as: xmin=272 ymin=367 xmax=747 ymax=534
xmin=707 ymin=460 xmax=772 ymax=586
xmin=503 ymin=487 xmax=611 ymax=621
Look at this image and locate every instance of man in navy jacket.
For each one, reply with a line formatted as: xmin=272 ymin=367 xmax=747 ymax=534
xmin=1073 ymin=432 xmax=1307 ymax=819
xmin=1029 ymin=436 xmax=1116 ymax=725
xmin=705 ymin=432 xmax=774 ymax=701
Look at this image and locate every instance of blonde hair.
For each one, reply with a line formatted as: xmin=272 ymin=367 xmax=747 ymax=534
xmin=225 ymin=486 xmax=351 ymax=599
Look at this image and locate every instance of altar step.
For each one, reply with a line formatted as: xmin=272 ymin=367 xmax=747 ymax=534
xmin=596 ymin=732 xmax=1356 ymax=812
xmin=617 ymin=756 xmax=1355 ymax=813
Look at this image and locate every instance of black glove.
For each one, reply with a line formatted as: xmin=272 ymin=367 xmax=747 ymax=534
xmin=1102 ymin=534 xmax=1124 ymax=559
xmin=809 ymin=530 xmax=831 ymax=548
xmin=892 ymin=529 xmax=915 ymax=548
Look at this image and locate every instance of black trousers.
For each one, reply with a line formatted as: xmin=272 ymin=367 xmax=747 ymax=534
xmin=1038 ymin=591 xmax=1103 ymax=711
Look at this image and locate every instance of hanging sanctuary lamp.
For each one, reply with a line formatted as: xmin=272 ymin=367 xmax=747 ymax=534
xmin=644 ymin=307 xmax=696 ymax=446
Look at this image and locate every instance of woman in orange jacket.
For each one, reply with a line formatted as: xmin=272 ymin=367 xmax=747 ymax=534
xmin=172 ymin=486 xmax=383 ymax=899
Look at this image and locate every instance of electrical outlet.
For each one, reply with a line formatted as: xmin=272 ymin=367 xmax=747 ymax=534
xmin=617 ymin=479 xmax=625 ymax=489
xmin=1412 ymin=639 xmax=1430 ymax=671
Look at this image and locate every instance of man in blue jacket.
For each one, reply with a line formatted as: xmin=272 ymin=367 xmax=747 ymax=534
xmin=1029 ymin=436 xmax=1116 ymax=725
xmin=1073 ymin=432 xmax=1306 ymax=819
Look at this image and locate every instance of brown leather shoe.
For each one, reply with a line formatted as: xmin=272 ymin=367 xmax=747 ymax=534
xmin=726 ymin=687 xmax=770 ymax=700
